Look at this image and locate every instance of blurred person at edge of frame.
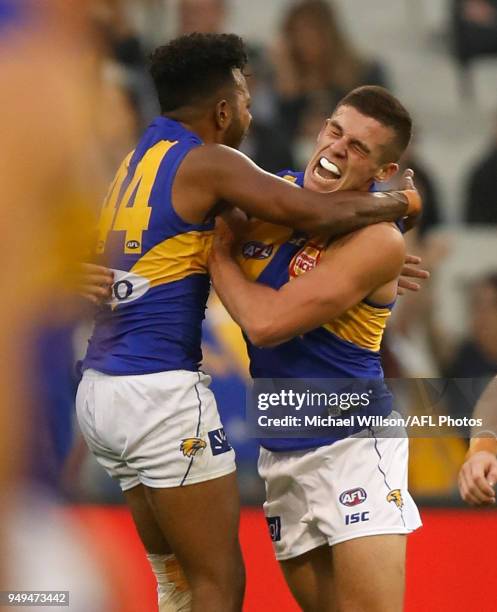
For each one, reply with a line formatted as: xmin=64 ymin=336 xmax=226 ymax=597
xmin=0 ymin=2 xmax=140 ymax=610
xmin=459 ymin=376 xmax=497 ymax=506
xmin=272 ymin=0 xmax=389 ymax=145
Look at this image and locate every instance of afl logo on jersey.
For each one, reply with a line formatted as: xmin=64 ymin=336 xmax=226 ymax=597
xmin=242 ymin=241 xmax=273 ymax=260
xmin=339 ymin=488 xmax=368 ymax=507
xmin=126 ymin=240 xmax=140 ymax=250
xmin=289 ymin=243 xmax=323 ymax=277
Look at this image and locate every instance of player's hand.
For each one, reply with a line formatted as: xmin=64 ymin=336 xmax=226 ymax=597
xmin=458 ymin=451 xmax=497 ymax=506
xmin=78 ymin=263 xmax=113 ymax=305
xmin=398 ymin=254 xmax=430 ymax=295
xmin=401 ymin=168 xmax=421 ymax=231
xmin=211 ymin=208 xmax=249 ymax=256
xmin=212 ymin=215 xmax=237 ymax=258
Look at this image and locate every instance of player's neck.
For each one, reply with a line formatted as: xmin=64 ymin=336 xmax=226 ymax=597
xmin=162 ymin=112 xmax=218 ymax=144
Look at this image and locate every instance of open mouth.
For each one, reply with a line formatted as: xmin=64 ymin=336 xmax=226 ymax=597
xmin=313 ymin=156 xmax=342 ymax=183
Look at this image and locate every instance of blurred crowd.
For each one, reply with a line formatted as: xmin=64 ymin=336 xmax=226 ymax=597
xmin=3 ymin=0 xmax=497 ymax=508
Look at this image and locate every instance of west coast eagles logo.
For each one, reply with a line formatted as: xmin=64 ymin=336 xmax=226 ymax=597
xmin=387 ymin=489 xmax=404 ymax=509
xmin=180 ymin=437 xmax=207 ymax=458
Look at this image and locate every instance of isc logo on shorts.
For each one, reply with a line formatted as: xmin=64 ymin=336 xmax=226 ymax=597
xmin=208 ymin=428 xmax=232 ymax=456
xmin=266 ymin=516 xmax=281 ymax=542
xmin=345 ymin=511 xmax=370 ymax=525
xmin=339 ymin=487 xmax=367 ymax=507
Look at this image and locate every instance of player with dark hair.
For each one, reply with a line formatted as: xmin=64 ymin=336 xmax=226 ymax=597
xmin=210 ymin=86 xmax=422 ymax=612
xmin=76 ymin=32 xmax=419 ymax=612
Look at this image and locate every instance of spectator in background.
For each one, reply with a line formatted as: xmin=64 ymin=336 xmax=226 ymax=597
xmin=385 ymin=139 xmax=443 ymax=239
xmin=452 ymin=0 xmax=497 ymax=94
xmin=177 ymin=0 xmax=294 ymax=171
xmin=273 ymin=0 xmax=388 ymax=144
xmin=91 ymin=0 xmax=158 ymax=128
xmin=443 ymin=273 xmax=497 ymax=380
xmin=425 ymin=272 xmax=497 ymax=430
xmin=178 ymin=0 xmax=227 ymax=34
xmin=463 ymin=111 xmax=497 ymax=224
xmin=240 ymin=47 xmax=295 ymax=173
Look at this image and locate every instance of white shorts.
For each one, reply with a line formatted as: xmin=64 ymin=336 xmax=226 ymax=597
xmin=258 ymin=426 xmax=422 ymax=561
xmin=76 ymin=369 xmax=236 ymax=491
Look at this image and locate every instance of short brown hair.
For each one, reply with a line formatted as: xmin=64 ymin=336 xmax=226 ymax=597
xmin=337 ymin=86 xmax=412 ymax=161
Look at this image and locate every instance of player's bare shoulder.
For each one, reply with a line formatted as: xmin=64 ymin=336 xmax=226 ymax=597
xmin=179 ymin=143 xmax=255 ymax=176
xmin=326 ymin=221 xmax=405 ymax=260
xmin=171 ymin=143 xmax=241 ymax=224
xmin=322 ymin=221 xmax=405 ymax=286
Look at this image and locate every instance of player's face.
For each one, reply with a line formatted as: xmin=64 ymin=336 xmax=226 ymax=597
xmin=304 ymin=105 xmax=399 ymax=194
xmin=223 ymin=69 xmax=252 ymax=149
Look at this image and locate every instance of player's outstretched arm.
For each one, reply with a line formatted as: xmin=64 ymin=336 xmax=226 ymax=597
xmin=174 ymin=144 xmax=420 ymax=236
xmin=458 ymin=377 xmax=497 ymax=506
xmin=209 ymin=221 xmax=405 ymax=347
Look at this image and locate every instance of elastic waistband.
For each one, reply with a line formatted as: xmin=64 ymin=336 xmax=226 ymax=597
xmin=82 ymin=368 xmax=210 ymax=383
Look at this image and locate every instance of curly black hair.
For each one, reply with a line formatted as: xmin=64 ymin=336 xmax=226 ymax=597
xmin=150 ymin=33 xmax=248 ymax=113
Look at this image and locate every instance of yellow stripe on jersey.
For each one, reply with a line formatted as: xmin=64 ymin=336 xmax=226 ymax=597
xmin=281 ymin=174 xmax=298 ymax=184
xmin=237 ymin=221 xmax=294 ymax=281
xmin=323 ymin=301 xmax=391 ymax=352
xmin=131 ymin=230 xmax=213 ymax=286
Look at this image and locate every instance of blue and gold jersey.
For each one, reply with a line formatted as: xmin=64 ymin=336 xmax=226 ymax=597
xmin=0 ymin=0 xmax=27 ymax=30
xmin=238 ymin=171 xmax=394 ymax=451
xmin=83 ymin=117 xmax=213 ymax=375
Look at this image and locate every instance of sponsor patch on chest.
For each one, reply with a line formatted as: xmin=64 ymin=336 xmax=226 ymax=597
xmin=289 ymin=242 xmax=324 ymax=277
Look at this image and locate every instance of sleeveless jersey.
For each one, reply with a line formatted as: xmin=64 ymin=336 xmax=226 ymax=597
xmin=238 ymin=171 xmax=395 ymax=451
xmin=83 ymin=117 xmax=213 ymax=374
xmin=0 ymin=0 xmax=27 ymax=31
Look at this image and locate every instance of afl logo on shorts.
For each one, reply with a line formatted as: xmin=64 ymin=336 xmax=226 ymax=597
xmin=339 ymin=487 xmax=368 ymax=507
xmin=180 ymin=437 xmax=207 ymax=458
xmin=242 ymin=241 xmax=273 ymax=260
xmin=289 ymin=243 xmax=323 ymax=277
